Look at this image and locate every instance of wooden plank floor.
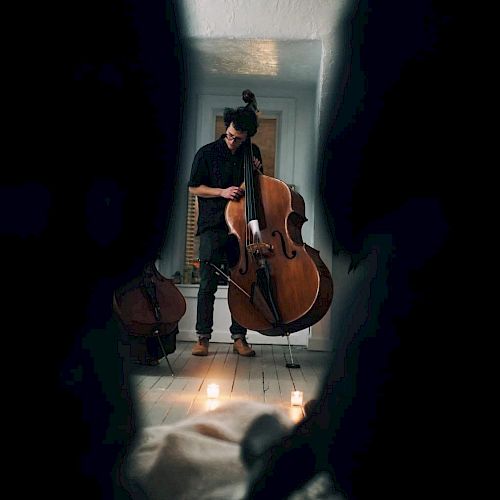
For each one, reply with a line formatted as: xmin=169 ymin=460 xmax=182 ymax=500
xmin=131 ymin=341 xmax=330 ymax=427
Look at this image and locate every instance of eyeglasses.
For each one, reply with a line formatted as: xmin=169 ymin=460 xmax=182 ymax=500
xmin=225 ymin=131 xmax=246 ymax=144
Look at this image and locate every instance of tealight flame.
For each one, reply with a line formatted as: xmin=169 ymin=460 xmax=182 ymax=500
xmin=291 ymin=390 xmax=303 ymax=406
xmin=207 ymin=383 xmax=220 ymax=399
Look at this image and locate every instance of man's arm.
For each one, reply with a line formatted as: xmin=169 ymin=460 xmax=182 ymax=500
xmin=189 ymin=185 xmax=244 ymax=201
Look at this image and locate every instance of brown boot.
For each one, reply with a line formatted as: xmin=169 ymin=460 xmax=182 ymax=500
xmin=192 ymin=337 xmax=209 ymax=356
xmin=233 ymin=338 xmax=256 ymax=357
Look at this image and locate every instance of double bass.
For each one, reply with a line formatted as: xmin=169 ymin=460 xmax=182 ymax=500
xmin=224 ymin=90 xmax=333 ymax=337
xmin=113 ymin=261 xmax=186 ymax=366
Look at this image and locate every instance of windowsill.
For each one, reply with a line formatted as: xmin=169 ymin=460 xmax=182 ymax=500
xmin=177 ymin=283 xmax=228 ymax=298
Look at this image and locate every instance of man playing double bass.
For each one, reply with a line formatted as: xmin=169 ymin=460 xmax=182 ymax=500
xmin=188 ymin=103 xmax=263 ymax=357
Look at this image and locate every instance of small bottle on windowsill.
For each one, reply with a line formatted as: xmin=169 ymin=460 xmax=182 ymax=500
xmin=183 ymin=266 xmax=192 ymax=284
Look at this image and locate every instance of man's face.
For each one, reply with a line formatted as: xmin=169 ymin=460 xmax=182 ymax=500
xmin=224 ymin=123 xmax=247 ymax=153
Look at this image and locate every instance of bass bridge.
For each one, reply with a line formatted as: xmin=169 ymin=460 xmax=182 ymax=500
xmin=246 ymin=242 xmax=273 ymax=257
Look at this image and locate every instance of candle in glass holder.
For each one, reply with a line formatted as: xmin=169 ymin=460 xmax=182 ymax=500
xmin=290 ymin=390 xmax=303 ymax=406
xmin=207 ymin=383 xmax=220 ymax=399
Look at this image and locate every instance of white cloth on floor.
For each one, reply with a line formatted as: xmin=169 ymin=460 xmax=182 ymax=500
xmin=124 ymin=400 xmax=294 ymax=500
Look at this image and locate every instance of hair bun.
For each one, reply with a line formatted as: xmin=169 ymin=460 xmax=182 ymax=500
xmin=242 ymin=89 xmax=255 ymax=104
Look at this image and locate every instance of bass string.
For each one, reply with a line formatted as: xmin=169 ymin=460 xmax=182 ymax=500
xmin=244 ymin=139 xmax=254 ymax=248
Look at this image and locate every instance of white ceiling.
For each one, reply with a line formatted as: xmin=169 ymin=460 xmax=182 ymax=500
xmin=184 ymin=38 xmax=321 ymax=90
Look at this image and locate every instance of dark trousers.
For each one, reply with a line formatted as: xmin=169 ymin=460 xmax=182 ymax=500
xmin=196 ymin=229 xmax=246 ymax=339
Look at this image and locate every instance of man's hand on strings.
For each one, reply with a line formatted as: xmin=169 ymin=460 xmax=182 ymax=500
xmin=253 ymin=157 xmax=263 ymax=173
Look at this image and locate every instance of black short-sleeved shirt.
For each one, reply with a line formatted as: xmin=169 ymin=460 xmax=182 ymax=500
xmin=188 ymin=135 xmax=263 ymax=235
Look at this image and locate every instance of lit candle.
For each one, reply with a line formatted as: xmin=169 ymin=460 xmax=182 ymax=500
xmin=207 ymin=383 xmax=220 ymax=399
xmin=290 ymin=390 xmax=303 ymax=406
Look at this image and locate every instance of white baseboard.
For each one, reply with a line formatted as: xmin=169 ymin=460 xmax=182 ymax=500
xmin=177 ymin=328 xmax=309 ymax=346
xmin=176 ymin=284 xmax=309 ymax=346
